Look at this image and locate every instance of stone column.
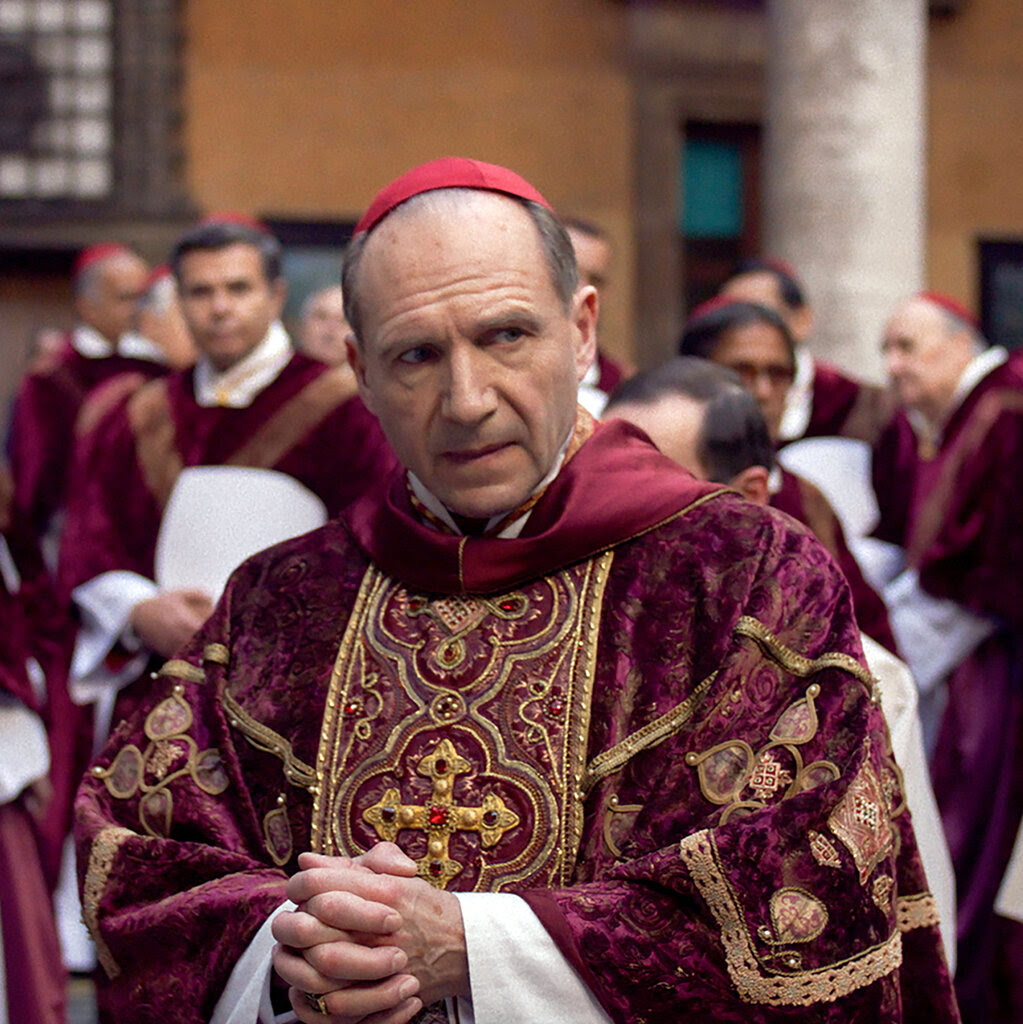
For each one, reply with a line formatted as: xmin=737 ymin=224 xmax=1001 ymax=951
xmin=763 ymin=0 xmax=926 ymax=382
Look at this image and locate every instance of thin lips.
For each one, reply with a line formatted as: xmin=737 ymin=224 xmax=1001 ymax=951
xmin=442 ymin=441 xmax=511 ymax=462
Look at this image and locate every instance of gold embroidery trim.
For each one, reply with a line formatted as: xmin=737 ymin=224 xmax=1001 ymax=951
xmin=678 ymin=829 xmax=902 ymax=1006
xmin=312 ymin=551 xmax=612 ymax=888
xmin=221 ymin=689 xmax=317 ymax=790
xmin=897 ymin=893 xmax=940 ymax=933
xmin=311 ymin=562 xmax=378 ymax=853
xmin=157 ymin=659 xmax=205 ymax=683
xmin=582 ymin=671 xmax=719 ymax=796
xmin=565 ymin=551 xmax=614 ymax=863
xmin=127 ymin=378 xmax=182 ymax=508
xmin=734 ymin=617 xmax=874 ymax=690
xmin=204 ymin=643 xmax=230 ymax=666
xmin=82 ymin=825 xmax=136 ymax=980
xmin=226 ymin=365 xmax=357 ymax=470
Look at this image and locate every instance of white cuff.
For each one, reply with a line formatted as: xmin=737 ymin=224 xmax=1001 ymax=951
xmin=0 ymin=700 xmax=49 ymax=804
xmin=70 ymin=570 xmax=158 ymax=702
xmin=210 ymin=901 xmax=298 ymax=1024
xmin=884 ymin=568 xmax=997 ymax=693
xmin=455 ymin=892 xmax=610 ymax=1024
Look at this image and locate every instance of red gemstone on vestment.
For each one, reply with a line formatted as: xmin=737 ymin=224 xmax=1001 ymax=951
xmin=429 ymin=806 xmax=447 ymax=826
xmin=429 ymin=861 xmax=444 ymax=876
xmin=381 ymin=806 xmax=396 ymax=823
xmin=435 ymin=758 xmax=448 ymax=774
xmin=344 ymin=701 xmax=361 ymax=716
xmin=482 ymin=810 xmax=499 ymax=827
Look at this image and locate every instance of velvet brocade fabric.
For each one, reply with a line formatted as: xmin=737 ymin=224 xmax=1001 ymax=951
xmin=75 ymin=421 xmax=958 ymax=1023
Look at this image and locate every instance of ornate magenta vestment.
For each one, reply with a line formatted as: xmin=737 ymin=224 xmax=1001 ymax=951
xmin=873 ymin=359 xmax=1023 ymax=1023
xmin=58 ymin=351 xmax=396 ymax=597
xmin=76 ymin=420 xmax=958 ymax=1023
xmin=6 ymin=338 xmax=169 ymax=536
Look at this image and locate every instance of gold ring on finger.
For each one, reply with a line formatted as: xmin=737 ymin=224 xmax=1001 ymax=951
xmin=304 ymin=990 xmax=330 ymax=1015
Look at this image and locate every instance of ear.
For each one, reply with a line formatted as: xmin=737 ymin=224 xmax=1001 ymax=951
xmin=270 ymin=276 xmax=288 ymax=318
xmin=729 ymin=465 xmax=771 ymax=506
xmin=345 ymin=336 xmax=375 ymax=413
xmin=789 ymin=304 xmax=814 ymax=345
xmin=571 ymin=286 xmax=599 ymax=383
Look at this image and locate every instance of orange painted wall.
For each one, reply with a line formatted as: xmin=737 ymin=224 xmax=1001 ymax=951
xmin=181 ymin=0 xmax=637 ymax=361
xmin=928 ymin=3 xmax=1023 ymax=310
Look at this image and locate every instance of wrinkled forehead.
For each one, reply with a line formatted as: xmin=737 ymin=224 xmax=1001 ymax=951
xmin=359 ymin=189 xmax=546 ymax=289
xmin=884 ymin=298 xmax=950 ymax=342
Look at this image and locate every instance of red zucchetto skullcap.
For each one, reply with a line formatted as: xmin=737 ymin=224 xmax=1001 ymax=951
xmin=761 ymin=256 xmax=801 ymax=282
xmin=917 ymin=291 xmax=980 ymax=331
xmin=73 ymin=242 xmax=135 ymax=280
xmin=685 ymin=295 xmax=746 ymax=324
xmin=354 ymin=157 xmax=554 ymax=236
xmin=199 ymin=210 xmax=272 ymax=234
xmin=141 ymin=263 xmax=172 ymax=292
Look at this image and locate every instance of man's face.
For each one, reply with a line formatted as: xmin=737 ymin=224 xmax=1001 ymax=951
xmin=77 ymin=253 xmax=149 ymax=343
xmin=711 ymin=321 xmax=794 ymax=442
xmin=177 ymin=243 xmax=285 ymax=371
xmin=881 ymin=298 xmax=975 ymax=422
xmin=566 ymin=227 xmax=612 ymax=292
xmin=608 ymin=394 xmax=709 ymax=479
xmin=350 ymin=192 xmax=597 ymax=519
xmin=300 ymin=286 xmax=350 ymax=366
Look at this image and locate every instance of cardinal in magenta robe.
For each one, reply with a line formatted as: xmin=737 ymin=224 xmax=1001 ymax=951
xmin=0 ymin=465 xmax=75 ymax=1024
xmin=76 ymin=159 xmax=957 ymax=1024
xmin=5 ymin=243 xmax=164 ymax=545
xmin=873 ymin=292 xmax=1023 ymax=1024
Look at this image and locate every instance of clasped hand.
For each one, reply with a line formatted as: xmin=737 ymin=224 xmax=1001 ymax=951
xmin=272 ymin=843 xmax=469 ymax=1024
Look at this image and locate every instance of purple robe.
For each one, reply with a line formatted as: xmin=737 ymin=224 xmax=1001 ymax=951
xmin=872 ymin=359 xmax=1023 ymax=1023
xmin=800 ymin=360 xmax=893 ymax=444
xmin=771 ymin=467 xmax=899 ymax=656
xmin=6 ymin=337 xmax=169 ymax=536
xmin=0 ymin=510 xmax=69 ymax=1024
xmin=75 ymin=420 xmax=957 ymax=1023
xmin=58 ymin=351 xmax=397 ymax=597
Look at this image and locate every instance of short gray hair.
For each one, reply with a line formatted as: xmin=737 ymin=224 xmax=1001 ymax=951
xmin=341 ymin=188 xmax=577 ymax=345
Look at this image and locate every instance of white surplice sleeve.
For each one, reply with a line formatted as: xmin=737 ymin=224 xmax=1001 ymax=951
xmin=210 ymin=893 xmax=611 ymax=1024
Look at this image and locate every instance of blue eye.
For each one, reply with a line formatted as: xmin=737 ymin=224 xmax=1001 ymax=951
xmin=397 ymin=345 xmax=435 ymax=365
xmin=491 ymin=327 xmax=525 ymax=344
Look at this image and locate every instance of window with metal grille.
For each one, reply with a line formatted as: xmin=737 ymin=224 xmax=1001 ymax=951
xmin=0 ymin=0 xmax=114 ymax=200
xmin=0 ymin=0 xmax=188 ymax=218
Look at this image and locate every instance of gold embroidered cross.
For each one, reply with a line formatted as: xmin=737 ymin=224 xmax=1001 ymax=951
xmin=362 ymin=738 xmax=520 ymax=888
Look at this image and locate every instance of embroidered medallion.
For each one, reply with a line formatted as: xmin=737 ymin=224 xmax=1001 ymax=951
xmin=264 ymin=803 xmax=294 ymax=866
xmin=808 ymin=830 xmax=842 ymax=870
xmin=749 ymin=750 xmax=794 ymax=801
xmin=769 ymin=685 xmax=820 ymax=745
xmin=827 ymin=745 xmax=894 ymax=884
xmin=313 ymin=555 xmax=612 ymax=891
xmin=686 ymin=741 xmax=755 ymax=805
xmin=872 ymin=875 xmax=895 ymax=913
xmin=768 ymin=887 xmax=829 ymax=944
xmin=90 ymin=683 xmax=230 ymax=838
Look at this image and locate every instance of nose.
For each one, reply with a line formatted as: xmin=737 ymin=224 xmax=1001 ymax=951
xmin=751 ymin=369 xmax=775 ymax=403
xmin=209 ymin=287 xmax=232 ymax=318
xmin=442 ymin=346 xmax=498 ymax=424
xmin=882 ymin=346 xmax=902 ymax=380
